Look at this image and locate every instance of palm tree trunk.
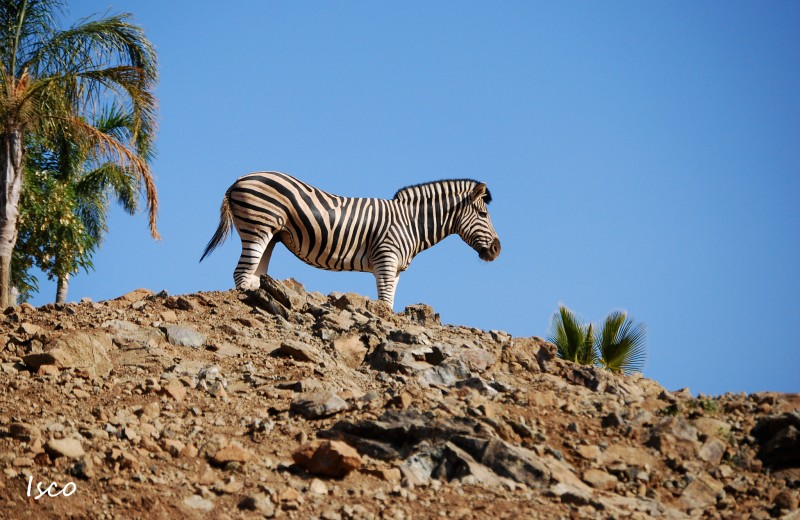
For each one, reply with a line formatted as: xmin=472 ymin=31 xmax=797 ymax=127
xmin=55 ymin=274 xmax=69 ymax=303
xmin=0 ymin=130 xmax=24 ymax=308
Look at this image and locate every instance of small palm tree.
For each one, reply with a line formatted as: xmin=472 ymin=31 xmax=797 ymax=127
xmin=548 ymin=305 xmax=647 ymax=375
xmin=548 ymin=305 xmax=597 ymax=365
xmin=15 ymin=105 xmax=151 ymax=303
xmin=596 ymin=311 xmax=647 ymax=374
xmin=0 ymin=0 xmax=158 ymax=305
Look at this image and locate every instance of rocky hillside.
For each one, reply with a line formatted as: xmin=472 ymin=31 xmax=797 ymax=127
xmin=0 ymin=277 xmax=797 ymax=519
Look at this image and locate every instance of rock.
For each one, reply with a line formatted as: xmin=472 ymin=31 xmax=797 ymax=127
xmin=551 ymin=482 xmax=593 ymax=506
xmin=116 ymin=288 xmax=154 ymax=302
xmin=575 ymin=444 xmax=601 ymax=460
xmin=212 ymin=442 xmax=253 ymax=465
xmin=418 ymin=359 xmax=473 ymax=387
xmin=68 ymin=458 xmax=95 ymax=480
xmin=162 ymin=325 xmax=205 ymax=348
xmin=9 ymin=422 xmax=41 ymax=442
xmin=208 ymin=342 xmax=243 ymax=357
xmin=367 ymin=341 xmax=432 ymax=373
xmin=293 ymin=440 xmax=362 ymax=478
xmin=45 ymin=438 xmax=85 ymax=459
xmin=387 ymin=392 xmax=413 ymax=410
xmin=260 ymin=275 xmax=306 ymax=310
xmin=774 ymin=489 xmax=799 ymax=511
xmin=23 ymin=332 xmax=113 ymax=377
xmin=698 ymin=438 xmax=726 ymax=466
xmin=648 ymin=416 xmax=701 ymax=459
xmin=309 ymin=478 xmax=328 ymax=495
xmin=332 ymin=334 xmax=368 ymax=368
xmin=602 ymin=412 xmax=625 ymax=428
xmin=159 ymin=310 xmax=178 ymax=322
xmin=400 ymin=304 xmax=440 ymax=326
xmin=160 ymin=380 xmax=187 ymax=401
xmin=183 ymin=495 xmax=214 ymax=512
xmin=212 ymin=476 xmax=244 ymax=494
xmin=752 ymin=410 xmax=800 ymax=468
xmin=677 ymin=472 xmax=725 ymax=511
xmin=18 ymin=322 xmax=42 ymax=336
xmin=278 ymin=340 xmax=320 ymax=363
xmin=36 ymin=365 xmax=60 ymax=376
xmin=693 ymin=417 xmax=732 ymax=439
xmin=244 ymin=288 xmax=288 ymax=318
xmin=291 ymin=391 xmax=350 ymax=419
xmin=239 ymin=493 xmax=275 ymax=516
xmin=600 ymin=445 xmax=658 ymax=469
xmin=582 ymin=468 xmax=618 ymax=491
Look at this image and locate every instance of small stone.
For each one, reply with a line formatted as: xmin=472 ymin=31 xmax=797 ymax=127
xmin=238 ymin=493 xmax=275 ymax=516
xmin=582 ymin=468 xmax=618 ymax=491
xmin=9 ymin=422 xmax=42 ymax=442
xmin=12 ymin=457 xmax=34 ymax=467
xmin=698 ymin=438 xmax=726 ymax=466
xmin=332 ymin=334 xmax=368 ymax=368
xmin=18 ymin=322 xmax=42 ymax=336
xmin=68 ymin=458 xmax=95 ymax=480
xmin=159 ymin=310 xmax=178 ymax=323
xmin=72 ymin=388 xmax=91 ymax=399
xmin=291 ymin=391 xmax=349 ymax=419
xmin=36 ymin=365 xmax=60 ymax=376
xmin=45 ymin=438 xmax=85 ymax=459
xmin=116 ymin=288 xmax=154 ymax=302
xmin=309 ymin=478 xmax=328 ymax=495
xmin=293 ymin=440 xmax=362 ymax=478
xmin=387 ymin=392 xmax=413 ymax=410
xmin=379 ymin=468 xmax=402 ymax=483
xmin=279 ymin=340 xmax=320 ymax=363
xmin=162 ymin=439 xmax=185 ymax=457
xmin=213 ymin=476 xmax=244 ymax=494
xmin=602 ymin=412 xmax=625 ymax=428
xmin=212 ymin=442 xmax=253 ymax=465
xmin=575 ymin=445 xmax=601 ymax=460
xmin=677 ymin=472 xmax=725 ymax=511
xmin=183 ymin=494 xmax=214 ymax=512
xmin=774 ymin=489 xmax=799 ymax=511
xmin=160 ymin=380 xmax=187 ymax=401
xmin=163 ymin=325 xmax=205 ymax=348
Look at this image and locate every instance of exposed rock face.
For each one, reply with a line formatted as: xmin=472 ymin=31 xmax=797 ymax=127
xmin=0 ymin=275 xmax=797 ymax=519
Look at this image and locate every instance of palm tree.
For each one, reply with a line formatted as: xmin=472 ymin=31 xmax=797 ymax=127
xmin=548 ymin=305 xmax=596 ymax=365
xmin=548 ymin=305 xmax=647 ymax=375
xmin=596 ymin=311 xmax=647 ymax=375
xmin=0 ymin=0 xmax=158 ymax=305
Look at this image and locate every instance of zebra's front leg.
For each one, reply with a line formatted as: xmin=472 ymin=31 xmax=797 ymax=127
xmin=373 ymin=262 xmax=400 ymax=310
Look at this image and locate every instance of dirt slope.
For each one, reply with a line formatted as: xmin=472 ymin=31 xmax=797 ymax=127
xmin=0 ymin=278 xmax=797 ymax=519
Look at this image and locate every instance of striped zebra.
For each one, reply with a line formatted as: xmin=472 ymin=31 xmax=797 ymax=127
xmin=200 ymin=171 xmax=501 ymax=308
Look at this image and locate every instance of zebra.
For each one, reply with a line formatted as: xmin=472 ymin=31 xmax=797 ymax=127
xmin=200 ymin=171 xmax=501 ymax=309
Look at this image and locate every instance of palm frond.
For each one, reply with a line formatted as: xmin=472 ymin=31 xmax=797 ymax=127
xmin=548 ymin=305 xmax=596 ymax=365
xmin=597 ymin=311 xmax=647 ymax=375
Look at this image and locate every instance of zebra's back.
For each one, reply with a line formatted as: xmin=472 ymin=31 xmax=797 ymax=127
xmin=227 ymin=172 xmax=397 ymax=272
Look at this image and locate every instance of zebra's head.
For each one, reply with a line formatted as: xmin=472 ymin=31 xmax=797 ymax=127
xmin=458 ymin=182 xmax=501 ymax=262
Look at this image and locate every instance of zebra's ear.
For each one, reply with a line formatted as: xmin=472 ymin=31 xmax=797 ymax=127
xmin=471 ymin=183 xmax=488 ymax=203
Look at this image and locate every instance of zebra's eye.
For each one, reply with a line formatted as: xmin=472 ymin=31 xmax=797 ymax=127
xmin=478 ymin=210 xmax=488 ymax=218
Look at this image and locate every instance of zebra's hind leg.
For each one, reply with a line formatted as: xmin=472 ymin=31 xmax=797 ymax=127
xmin=233 ymin=231 xmax=274 ymax=290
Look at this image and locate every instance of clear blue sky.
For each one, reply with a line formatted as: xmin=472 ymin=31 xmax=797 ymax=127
xmin=34 ymin=1 xmax=799 ymax=396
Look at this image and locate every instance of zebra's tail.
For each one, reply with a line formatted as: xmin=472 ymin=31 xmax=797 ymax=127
xmin=200 ymin=190 xmax=234 ymax=262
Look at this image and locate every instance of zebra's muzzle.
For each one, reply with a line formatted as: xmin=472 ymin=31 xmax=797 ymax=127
xmin=478 ymin=238 xmax=501 ymax=261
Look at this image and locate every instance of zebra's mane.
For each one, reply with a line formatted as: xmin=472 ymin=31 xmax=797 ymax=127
xmin=393 ymin=179 xmax=492 ymax=204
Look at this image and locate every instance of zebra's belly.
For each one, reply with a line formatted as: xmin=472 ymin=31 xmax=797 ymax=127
xmin=278 ymin=232 xmax=373 ymax=273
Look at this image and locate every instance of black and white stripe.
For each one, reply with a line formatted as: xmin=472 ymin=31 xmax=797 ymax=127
xmin=201 ymin=171 xmax=501 ymax=308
